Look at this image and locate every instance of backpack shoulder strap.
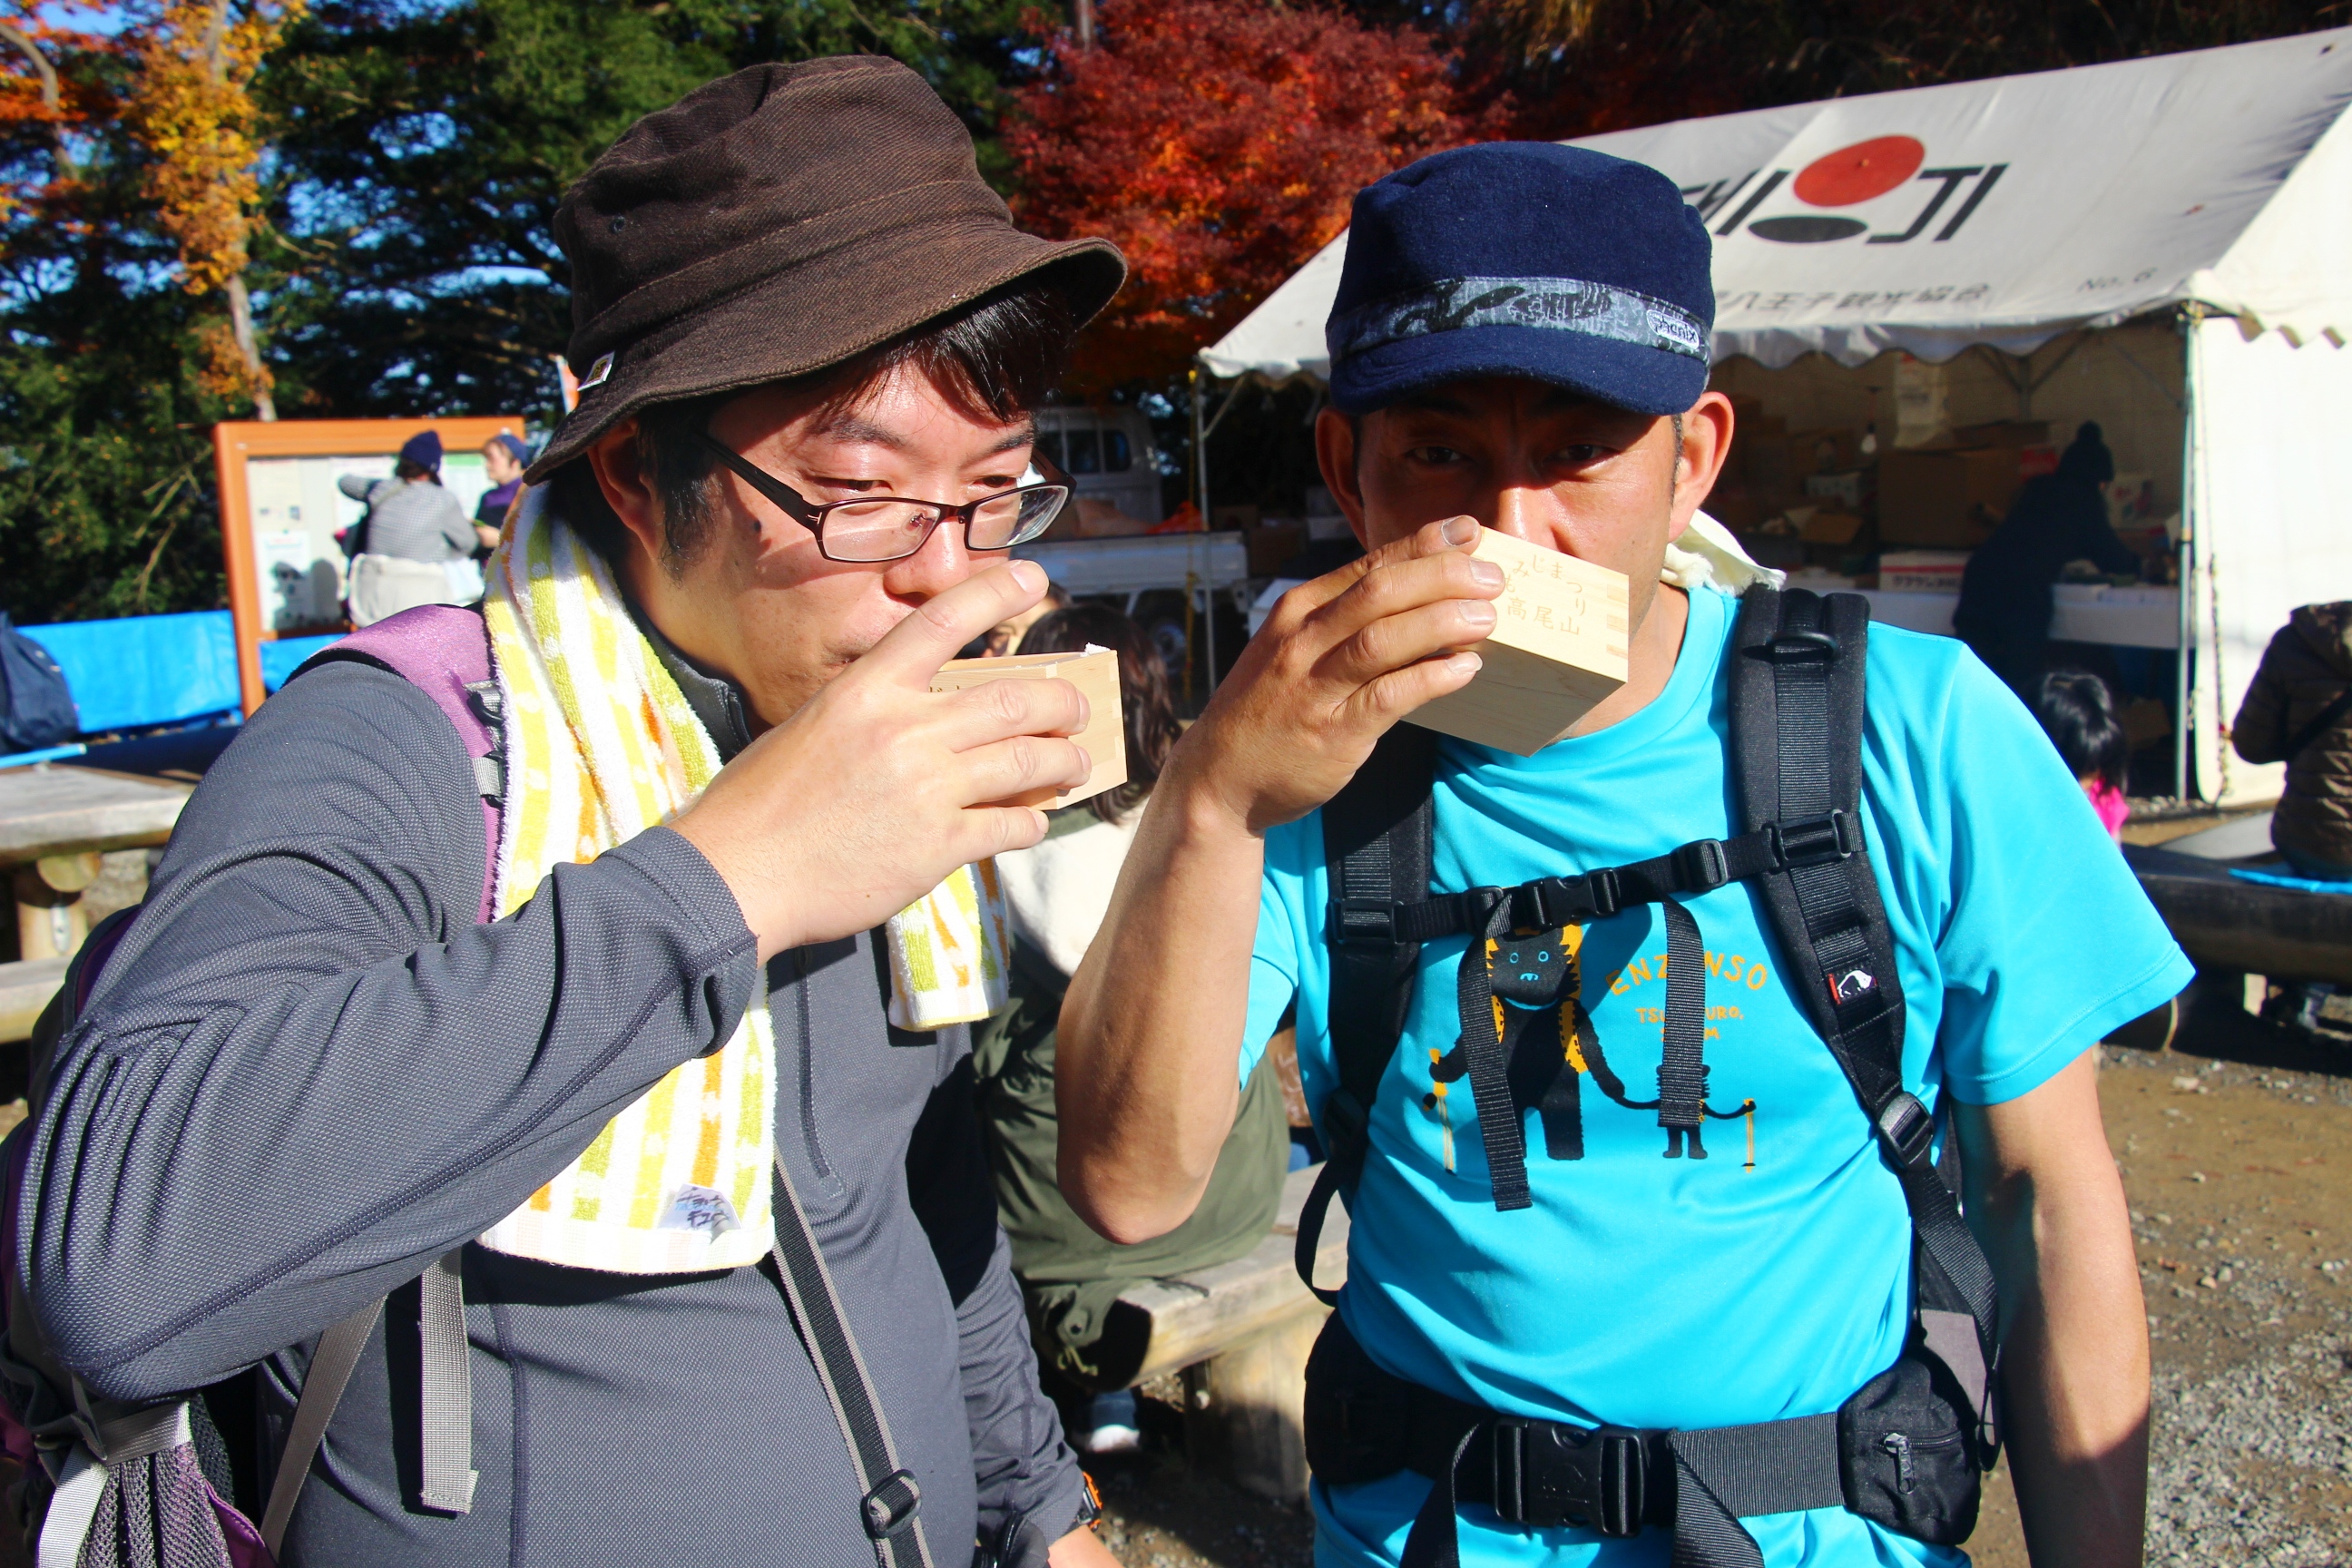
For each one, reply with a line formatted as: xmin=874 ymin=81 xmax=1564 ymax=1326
xmin=1318 ymin=721 xmax=1439 ymax=1182
xmin=1295 ymin=724 xmax=1437 ymax=1305
xmin=295 ymin=604 xmax=505 ymax=925
xmin=771 ymin=1152 xmax=936 ymax=1568
xmin=276 ymin=605 xmax=490 ymax=1526
xmin=1730 ymin=583 xmax=2002 ymax=1427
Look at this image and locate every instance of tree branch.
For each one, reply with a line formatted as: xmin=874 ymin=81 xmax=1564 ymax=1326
xmin=0 ymin=17 xmax=74 ymax=178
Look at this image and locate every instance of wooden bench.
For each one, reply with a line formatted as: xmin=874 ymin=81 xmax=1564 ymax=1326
xmin=0 ymin=958 xmax=67 ymax=1047
xmin=0 ymin=764 xmax=190 ymax=1043
xmin=1113 ymin=1161 xmax=1348 ymax=1502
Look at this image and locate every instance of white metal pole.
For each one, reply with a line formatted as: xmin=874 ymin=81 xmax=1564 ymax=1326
xmin=2175 ymin=307 xmax=2200 ymax=804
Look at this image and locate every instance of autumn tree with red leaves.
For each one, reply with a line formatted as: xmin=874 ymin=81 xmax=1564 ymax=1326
xmin=1006 ymin=0 xmax=1499 ymax=387
xmin=0 ymin=3 xmax=110 ymax=211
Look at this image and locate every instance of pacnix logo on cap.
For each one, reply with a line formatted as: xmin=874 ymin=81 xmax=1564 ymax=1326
xmin=1328 ymin=276 xmax=1710 ymax=368
xmin=578 ymin=352 xmax=615 ymax=390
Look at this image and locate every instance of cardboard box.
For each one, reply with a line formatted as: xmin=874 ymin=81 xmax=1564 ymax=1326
xmin=1950 ymin=419 xmax=2049 ymax=449
xmin=1800 ymin=511 xmax=1866 ymax=545
xmin=1877 ymin=448 xmax=2018 ymax=548
xmin=929 ymin=648 xmax=1126 ymax=809
xmin=1878 ymin=549 xmax=1971 ymax=592
xmin=1410 ymin=530 xmax=1630 ymax=757
xmin=1791 ymin=427 xmax=1863 ymax=475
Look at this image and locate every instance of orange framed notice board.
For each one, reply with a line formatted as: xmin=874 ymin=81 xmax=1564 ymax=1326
xmin=213 ymin=416 xmax=525 ymax=713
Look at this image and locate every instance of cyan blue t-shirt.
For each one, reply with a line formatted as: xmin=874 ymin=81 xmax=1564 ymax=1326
xmin=1240 ymin=583 xmax=2190 ymax=1568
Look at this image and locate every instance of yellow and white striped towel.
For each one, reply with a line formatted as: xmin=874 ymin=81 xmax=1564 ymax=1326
xmin=474 ymin=487 xmax=1008 ymax=1274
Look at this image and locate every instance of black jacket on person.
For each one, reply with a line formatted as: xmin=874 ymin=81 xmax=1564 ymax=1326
xmin=1953 ymin=472 xmax=2140 ymax=692
xmin=21 ymin=647 xmax=1087 ymax=1565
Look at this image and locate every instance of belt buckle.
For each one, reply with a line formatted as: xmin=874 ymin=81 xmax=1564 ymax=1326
xmin=1492 ymin=1420 xmax=1647 ymax=1537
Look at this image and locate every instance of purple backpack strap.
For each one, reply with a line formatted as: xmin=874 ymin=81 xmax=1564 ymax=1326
xmin=299 ymin=606 xmax=504 ymax=925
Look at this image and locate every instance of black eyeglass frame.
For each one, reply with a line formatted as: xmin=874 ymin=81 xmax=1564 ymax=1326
xmin=697 ymin=433 xmax=1072 ymax=563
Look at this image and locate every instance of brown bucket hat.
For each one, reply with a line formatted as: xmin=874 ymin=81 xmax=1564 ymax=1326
xmin=526 ymin=56 xmax=1124 ymax=482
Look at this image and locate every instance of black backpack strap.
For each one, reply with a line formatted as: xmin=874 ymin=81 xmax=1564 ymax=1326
xmin=771 ymin=1152 xmax=936 ymax=1568
xmin=1730 ymin=586 xmax=2001 ymax=1422
xmin=1318 ymin=723 xmax=1440 ymax=1181
xmin=1296 ymin=724 xmax=1438 ymax=1303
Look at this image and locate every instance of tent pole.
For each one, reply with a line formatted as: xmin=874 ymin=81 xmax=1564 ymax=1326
xmin=2175 ymin=307 xmax=2201 ymax=804
xmin=1191 ymin=363 xmax=1208 ymax=525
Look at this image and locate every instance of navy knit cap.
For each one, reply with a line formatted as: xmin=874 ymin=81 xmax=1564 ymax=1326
xmin=1326 ymin=142 xmax=1714 ymax=417
xmin=2057 ymin=421 xmax=2114 ymax=485
xmin=398 ymin=430 xmax=443 ymax=471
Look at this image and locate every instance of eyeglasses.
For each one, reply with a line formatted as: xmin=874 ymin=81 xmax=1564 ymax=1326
xmin=698 ymin=434 xmax=1072 ymax=564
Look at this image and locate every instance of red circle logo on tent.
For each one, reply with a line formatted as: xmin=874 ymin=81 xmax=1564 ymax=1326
xmin=1792 ymin=136 xmax=1926 ymax=207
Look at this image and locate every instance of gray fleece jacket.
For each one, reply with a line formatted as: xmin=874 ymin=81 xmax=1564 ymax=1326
xmin=18 ymin=635 xmax=1086 ymax=1566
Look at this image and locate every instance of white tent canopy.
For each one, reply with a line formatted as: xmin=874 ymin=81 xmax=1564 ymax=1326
xmin=1200 ymin=26 xmax=2352 ymax=380
xmin=1201 ymin=28 xmax=2352 ymax=807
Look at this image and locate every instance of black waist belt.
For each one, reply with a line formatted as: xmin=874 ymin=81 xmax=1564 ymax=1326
xmin=1305 ymin=1317 xmax=1858 ymax=1568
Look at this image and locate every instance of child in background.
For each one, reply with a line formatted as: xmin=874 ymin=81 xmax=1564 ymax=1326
xmin=2034 ymin=669 xmax=2132 ymax=839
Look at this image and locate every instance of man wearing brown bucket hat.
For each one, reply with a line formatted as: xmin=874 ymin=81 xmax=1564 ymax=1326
xmin=24 ymin=57 xmax=1125 ymax=1568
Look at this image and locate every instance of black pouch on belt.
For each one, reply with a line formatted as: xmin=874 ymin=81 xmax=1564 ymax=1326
xmin=1836 ymin=1350 xmax=1980 ymax=1545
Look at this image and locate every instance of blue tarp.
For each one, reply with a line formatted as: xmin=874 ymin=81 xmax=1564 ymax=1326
xmin=2230 ymin=866 xmax=2352 ymax=896
xmin=261 ymin=634 xmax=342 ymax=691
xmin=21 ymin=611 xmax=240 ymax=734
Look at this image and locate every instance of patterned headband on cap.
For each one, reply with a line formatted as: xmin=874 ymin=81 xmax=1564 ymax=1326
xmin=1327 ymin=275 xmax=1710 ymax=368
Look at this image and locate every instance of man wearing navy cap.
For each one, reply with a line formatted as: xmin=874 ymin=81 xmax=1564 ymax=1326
xmin=1059 ymin=143 xmax=2180 ymax=1568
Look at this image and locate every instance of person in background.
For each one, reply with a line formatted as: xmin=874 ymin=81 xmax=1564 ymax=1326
xmin=968 ymin=579 xmax=1071 ymax=659
xmin=474 ymin=433 xmax=532 ymax=544
xmin=2233 ymin=601 xmax=2352 ymax=879
xmin=971 ymin=603 xmax=1290 ymax=1455
xmin=2032 ymin=669 xmax=2132 ymax=840
xmin=1954 ymin=420 xmax=2142 ymax=695
xmin=339 ymin=431 xmax=489 ymax=625
xmin=2232 ymin=602 xmax=2352 ymax=1034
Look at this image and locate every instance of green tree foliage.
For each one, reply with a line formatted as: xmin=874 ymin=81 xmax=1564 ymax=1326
xmin=258 ymin=0 xmax=1043 ymax=420
xmin=1 ymin=0 xmax=1041 ymax=622
xmin=0 ymin=15 xmax=233 ymax=622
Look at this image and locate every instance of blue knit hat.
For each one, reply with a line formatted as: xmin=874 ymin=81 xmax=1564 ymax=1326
xmin=1325 ymin=143 xmax=1715 ymax=418
xmin=398 ymin=430 xmax=444 ymax=471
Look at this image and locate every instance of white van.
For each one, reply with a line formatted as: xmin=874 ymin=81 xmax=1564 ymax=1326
xmin=1033 ymin=407 xmax=1162 ymax=528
